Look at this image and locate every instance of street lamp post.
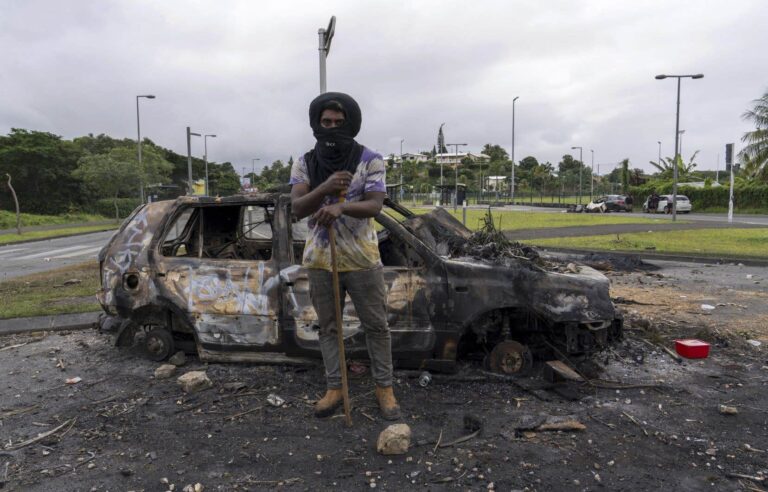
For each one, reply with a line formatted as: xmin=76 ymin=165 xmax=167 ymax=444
xmin=136 ymin=95 xmax=155 ymax=203
xmin=655 ymin=73 xmax=703 ymax=221
xmin=438 ymin=123 xmax=446 ymax=189
xmin=186 ymin=127 xmax=201 ymax=195
xmin=657 ymin=141 xmax=662 ymax=166
xmin=447 ymin=143 xmax=467 ymax=211
xmin=511 ymin=96 xmax=519 ymax=204
xmin=204 ymin=134 xmax=217 ymax=196
xmin=571 ymin=146 xmax=583 ymax=204
xmin=251 ymin=158 xmax=260 ymax=189
xmin=399 ymin=138 xmax=405 ymax=203
xmin=678 ymin=129 xmax=685 ymax=158
xmin=317 ymin=16 xmax=336 ymax=93
xmin=590 ymin=149 xmax=595 ymax=200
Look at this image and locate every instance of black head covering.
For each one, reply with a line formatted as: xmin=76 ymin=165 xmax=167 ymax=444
xmin=304 ymin=92 xmax=364 ymax=190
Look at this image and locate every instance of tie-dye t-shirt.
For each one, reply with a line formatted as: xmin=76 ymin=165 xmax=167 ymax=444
xmin=289 ymin=147 xmax=386 ymax=272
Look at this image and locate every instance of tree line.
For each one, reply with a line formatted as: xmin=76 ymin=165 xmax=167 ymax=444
xmin=0 ymin=129 xmax=241 ymax=217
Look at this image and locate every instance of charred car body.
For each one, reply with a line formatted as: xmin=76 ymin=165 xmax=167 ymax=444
xmin=97 ymin=194 xmax=622 ymax=374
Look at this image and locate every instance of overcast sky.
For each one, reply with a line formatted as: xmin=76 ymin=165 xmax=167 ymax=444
xmin=2 ymin=0 xmax=766 ymax=176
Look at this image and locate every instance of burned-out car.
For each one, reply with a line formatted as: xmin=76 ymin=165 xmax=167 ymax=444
xmin=97 ymin=194 xmax=622 ymax=374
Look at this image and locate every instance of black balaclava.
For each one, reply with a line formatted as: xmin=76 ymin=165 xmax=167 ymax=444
xmin=304 ymin=92 xmax=364 ymax=191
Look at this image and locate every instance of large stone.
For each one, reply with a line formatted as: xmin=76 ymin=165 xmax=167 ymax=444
xmin=154 ymin=364 xmax=176 ymax=379
xmin=168 ymin=351 xmax=187 ymax=366
xmin=177 ymin=371 xmax=212 ymax=393
xmin=376 ymin=423 xmax=411 ymax=455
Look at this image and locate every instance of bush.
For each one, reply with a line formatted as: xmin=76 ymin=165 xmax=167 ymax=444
xmin=92 ymin=198 xmax=142 ymax=219
xmin=629 ymin=182 xmax=768 ymax=211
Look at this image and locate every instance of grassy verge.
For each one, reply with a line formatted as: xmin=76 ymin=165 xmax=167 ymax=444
xmin=0 ymin=224 xmax=116 ymax=245
xmin=530 ymin=228 xmax=768 ymax=259
xmin=406 ymin=208 xmax=669 ymax=231
xmin=0 ymin=210 xmax=108 ymax=229
xmin=0 ymin=262 xmax=101 ymax=319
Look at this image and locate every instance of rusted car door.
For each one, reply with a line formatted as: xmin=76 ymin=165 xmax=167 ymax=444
xmin=279 ymin=212 xmax=435 ymax=357
xmin=155 ymin=203 xmax=282 ymax=350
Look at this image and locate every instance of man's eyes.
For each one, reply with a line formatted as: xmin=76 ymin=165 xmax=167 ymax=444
xmin=321 ymin=119 xmax=345 ymax=127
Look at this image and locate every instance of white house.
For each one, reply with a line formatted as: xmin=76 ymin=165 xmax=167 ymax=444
xmin=435 ymin=152 xmax=491 ymax=166
xmin=393 ymin=152 xmax=429 ymax=163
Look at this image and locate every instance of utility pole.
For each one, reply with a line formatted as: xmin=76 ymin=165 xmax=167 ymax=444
xmin=399 ymin=139 xmax=405 ymax=203
xmin=186 ymin=127 xmax=201 ymax=195
xmin=590 ymin=149 xmax=594 ymax=200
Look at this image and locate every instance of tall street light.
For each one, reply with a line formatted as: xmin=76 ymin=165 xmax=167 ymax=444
xmin=447 ymin=143 xmax=467 ymax=211
xmin=438 ymin=122 xmax=446 ymax=188
xmin=590 ymin=149 xmax=595 ymax=200
xmin=318 ymin=16 xmax=336 ymax=93
xmin=657 ymin=141 xmax=662 ymax=166
xmin=203 ymin=134 xmax=216 ymax=196
xmin=186 ymin=127 xmax=201 ymax=195
xmin=399 ymin=138 xmax=405 ymax=203
xmin=678 ymin=129 xmax=685 ymax=158
xmin=655 ymin=73 xmax=703 ymax=221
xmin=136 ymin=94 xmax=155 ymax=203
xmin=511 ymin=96 xmax=519 ymax=204
xmin=571 ymin=146 xmax=583 ymax=204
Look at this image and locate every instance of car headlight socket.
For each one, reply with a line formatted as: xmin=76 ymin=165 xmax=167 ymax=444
xmin=124 ymin=273 xmax=140 ymax=290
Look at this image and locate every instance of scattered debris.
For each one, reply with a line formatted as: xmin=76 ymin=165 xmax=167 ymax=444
xmin=154 ymin=364 xmax=177 ymax=379
xmin=177 ymin=371 xmax=213 ymax=393
xmin=719 ymin=405 xmax=739 ymax=415
xmin=536 ymin=416 xmax=586 ymax=432
xmin=377 ymin=424 xmax=411 ymax=455
xmin=418 ymin=371 xmax=432 ymax=387
xmin=5 ymin=418 xmax=76 ymax=451
xmin=543 ymin=360 xmax=584 ymax=382
xmin=63 ymin=278 xmax=81 ymax=286
xmin=222 ymin=382 xmax=247 ymax=392
xmin=348 ymin=361 xmax=368 ymax=376
xmin=701 ymin=304 xmax=716 ymax=311
xmin=746 ymin=339 xmax=762 ymax=348
xmin=266 ymin=394 xmax=285 ymax=407
xmin=168 ymin=351 xmax=187 ymax=366
xmin=439 ymin=415 xmax=484 ymax=448
xmin=743 ymin=443 xmax=766 ymax=453
xmin=65 ymin=376 xmax=82 ymax=385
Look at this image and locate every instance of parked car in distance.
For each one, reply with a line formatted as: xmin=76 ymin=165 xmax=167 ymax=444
xmin=585 ymin=195 xmax=633 ymax=213
xmin=642 ymin=194 xmax=692 ymax=214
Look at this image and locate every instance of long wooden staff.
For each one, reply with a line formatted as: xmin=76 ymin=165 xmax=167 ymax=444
xmin=328 ymin=195 xmax=352 ymax=427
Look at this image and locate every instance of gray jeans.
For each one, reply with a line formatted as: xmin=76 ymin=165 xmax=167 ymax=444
xmin=308 ymin=267 xmax=393 ymax=389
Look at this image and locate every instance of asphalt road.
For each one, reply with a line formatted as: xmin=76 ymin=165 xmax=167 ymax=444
xmin=0 ymin=229 xmax=115 ymax=280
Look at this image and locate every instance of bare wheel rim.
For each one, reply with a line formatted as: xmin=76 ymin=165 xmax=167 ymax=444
xmin=489 ymin=341 xmax=531 ymax=375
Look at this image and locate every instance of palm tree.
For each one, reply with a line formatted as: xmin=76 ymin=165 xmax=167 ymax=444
xmin=740 ymin=90 xmax=768 ymax=181
xmin=648 ymin=151 xmax=700 ymax=180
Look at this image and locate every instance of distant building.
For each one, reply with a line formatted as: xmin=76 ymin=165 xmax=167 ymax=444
xmin=435 ymin=152 xmax=490 ymax=166
xmin=678 ymin=181 xmax=722 ymax=188
xmin=393 ymin=153 xmax=429 ymax=163
xmin=485 ymin=176 xmax=508 ymax=191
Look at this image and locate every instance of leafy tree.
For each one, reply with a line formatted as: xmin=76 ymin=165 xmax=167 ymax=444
xmin=518 ymin=156 xmax=539 ymax=172
xmin=0 ymin=129 xmax=82 ymax=214
xmin=73 ymin=149 xmax=142 ymax=220
xmin=208 ymin=162 xmax=242 ymax=196
xmin=621 ymin=158 xmax=630 ymax=191
xmin=649 ymin=151 xmax=700 ymax=180
xmin=481 ymin=144 xmax=508 ymax=162
xmin=740 ymin=89 xmax=768 ymax=181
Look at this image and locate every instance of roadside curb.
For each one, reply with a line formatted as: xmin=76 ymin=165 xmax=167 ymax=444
xmin=0 ymin=227 xmax=117 ymax=247
xmin=0 ymin=311 xmax=101 ymax=336
xmin=539 ymin=246 xmax=768 ymax=267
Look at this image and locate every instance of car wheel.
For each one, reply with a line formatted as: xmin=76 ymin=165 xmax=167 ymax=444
xmin=488 ymin=340 xmax=533 ymax=375
xmin=144 ymin=327 xmax=175 ymax=362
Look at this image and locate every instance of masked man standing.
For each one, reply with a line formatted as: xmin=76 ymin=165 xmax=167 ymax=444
xmin=289 ymin=92 xmax=401 ymax=420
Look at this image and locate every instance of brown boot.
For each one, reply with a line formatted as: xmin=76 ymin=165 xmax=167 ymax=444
xmin=375 ymin=385 xmax=402 ymax=420
xmin=314 ymin=389 xmax=344 ymax=418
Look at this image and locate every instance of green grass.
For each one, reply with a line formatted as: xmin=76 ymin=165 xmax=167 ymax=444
xmin=0 ymin=262 xmax=101 ymax=319
xmin=531 ymin=228 xmax=768 ymax=258
xmin=0 ymin=224 xmax=117 ymax=245
xmin=406 ymin=208 xmax=668 ymax=231
xmin=0 ymin=210 xmax=108 ymax=229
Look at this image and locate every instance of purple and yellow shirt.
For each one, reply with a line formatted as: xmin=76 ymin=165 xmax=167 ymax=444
xmin=289 ymin=147 xmax=386 ymax=272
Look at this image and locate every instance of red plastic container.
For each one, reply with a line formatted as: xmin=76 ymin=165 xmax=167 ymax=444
xmin=674 ymin=339 xmax=710 ymax=359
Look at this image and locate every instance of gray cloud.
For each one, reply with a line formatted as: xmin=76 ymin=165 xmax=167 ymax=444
xmin=1 ymin=0 xmax=766 ymax=175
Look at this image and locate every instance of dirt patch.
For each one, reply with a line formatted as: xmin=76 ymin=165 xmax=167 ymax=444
xmin=1 ymin=263 xmax=767 ymax=491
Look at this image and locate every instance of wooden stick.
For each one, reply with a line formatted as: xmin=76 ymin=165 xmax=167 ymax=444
xmin=329 ymin=225 xmax=352 ymax=427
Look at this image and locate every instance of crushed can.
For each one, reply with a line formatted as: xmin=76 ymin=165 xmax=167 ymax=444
xmin=418 ymin=371 xmax=432 ymax=387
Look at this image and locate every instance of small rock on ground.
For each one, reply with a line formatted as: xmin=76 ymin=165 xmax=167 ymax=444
xmin=177 ymin=371 xmax=212 ymax=393
xmin=154 ymin=364 xmax=176 ymax=379
xmin=168 ymin=351 xmax=187 ymax=366
xmin=377 ymin=423 xmax=411 ymax=455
